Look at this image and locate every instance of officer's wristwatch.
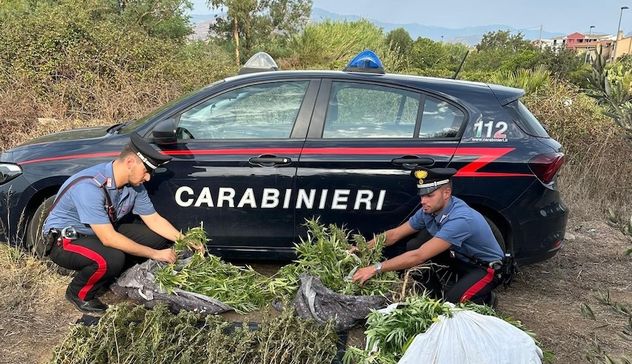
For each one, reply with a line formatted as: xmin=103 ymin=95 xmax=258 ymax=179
xmin=374 ymin=262 xmax=383 ymax=275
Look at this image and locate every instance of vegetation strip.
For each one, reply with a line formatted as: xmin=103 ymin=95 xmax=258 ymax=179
xmin=51 ymin=304 xmax=338 ymax=364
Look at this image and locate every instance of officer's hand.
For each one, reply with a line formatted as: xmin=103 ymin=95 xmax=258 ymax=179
xmin=153 ymin=248 xmax=177 ymax=264
xmin=352 ymin=266 xmax=377 ymax=285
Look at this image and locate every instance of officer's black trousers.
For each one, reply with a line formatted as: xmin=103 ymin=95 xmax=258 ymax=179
xmin=49 ymin=223 xmax=169 ymax=301
xmin=384 ymin=230 xmax=498 ymax=305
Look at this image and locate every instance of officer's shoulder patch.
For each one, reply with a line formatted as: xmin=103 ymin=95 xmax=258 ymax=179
xmin=92 ymin=173 xmax=108 ymax=187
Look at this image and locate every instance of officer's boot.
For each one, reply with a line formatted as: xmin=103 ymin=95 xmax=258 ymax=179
xmin=65 ymin=288 xmax=108 ymax=313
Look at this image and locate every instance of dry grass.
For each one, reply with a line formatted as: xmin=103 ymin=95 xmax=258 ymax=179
xmin=525 ymin=81 xmax=632 ymax=221
xmin=0 ymin=246 xmax=68 ymax=311
xmin=0 ymin=245 xmax=77 ymax=364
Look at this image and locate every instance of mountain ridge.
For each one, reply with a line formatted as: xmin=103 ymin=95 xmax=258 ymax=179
xmin=189 ymin=7 xmax=566 ymax=45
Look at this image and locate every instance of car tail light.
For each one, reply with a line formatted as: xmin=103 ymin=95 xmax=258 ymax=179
xmin=528 ymin=152 xmax=565 ymax=184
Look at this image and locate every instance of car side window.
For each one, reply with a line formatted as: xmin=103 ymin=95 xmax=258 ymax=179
xmin=177 ymin=81 xmax=310 ymax=140
xmin=419 ymin=96 xmax=465 ymax=139
xmin=323 ymin=82 xmax=419 ymax=138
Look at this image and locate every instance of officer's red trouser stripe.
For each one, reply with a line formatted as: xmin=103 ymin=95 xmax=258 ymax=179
xmin=62 ymin=238 xmax=107 ymax=300
xmin=460 ymin=267 xmax=495 ymax=302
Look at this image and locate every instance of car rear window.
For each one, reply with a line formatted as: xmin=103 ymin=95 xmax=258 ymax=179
xmin=504 ymin=100 xmax=550 ymax=138
xmin=419 ymin=96 xmax=465 ymax=139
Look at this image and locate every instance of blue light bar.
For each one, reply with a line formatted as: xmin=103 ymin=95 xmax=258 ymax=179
xmin=344 ymin=50 xmax=385 ymax=74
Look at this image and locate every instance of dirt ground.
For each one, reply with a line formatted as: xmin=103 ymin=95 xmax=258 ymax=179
xmin=0 ymin=215 xmax=630 ymax=364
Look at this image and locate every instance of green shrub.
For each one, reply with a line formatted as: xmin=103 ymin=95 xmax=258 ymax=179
xmin=0 ymin=0 xmax=235 ymax=121
xmin=287 ymin=20 xmax=386 ymax=70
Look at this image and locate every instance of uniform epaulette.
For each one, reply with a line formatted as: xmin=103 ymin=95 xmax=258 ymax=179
xmin=92 ymin=173 xmax=108 ymax=188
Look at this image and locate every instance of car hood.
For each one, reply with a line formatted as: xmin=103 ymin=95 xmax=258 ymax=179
xmin=1 ymin=127 xmax=126 ymax=165
xmin=20 ymin=126 xmax=111 ymax=146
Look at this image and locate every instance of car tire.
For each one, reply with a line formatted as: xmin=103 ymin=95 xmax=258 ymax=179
xmin=484 ymin=216 xmax=506 ymax=253
xmin=26 ymin=195 xmax=73 ymax=275
xmin=26 ymin=195 xmax=56 ymax=258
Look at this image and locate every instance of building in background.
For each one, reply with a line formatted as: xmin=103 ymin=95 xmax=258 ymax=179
xmin=538 ymin=32 xmax=618 ymax=61
xmin=613 ymin=31 xmax=632 ymax=60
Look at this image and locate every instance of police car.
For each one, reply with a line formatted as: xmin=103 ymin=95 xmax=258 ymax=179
xmin=0 ymin=51 xmax=567 ymax=264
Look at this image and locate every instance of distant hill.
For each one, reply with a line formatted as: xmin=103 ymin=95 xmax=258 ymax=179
xmin=311 ymin=8 xmax=564 ymax=46
xmin=188 ymin=8 xmax=565 ymax=46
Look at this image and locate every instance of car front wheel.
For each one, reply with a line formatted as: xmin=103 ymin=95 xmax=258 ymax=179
xmin=25 ymin=195 xmax=56 ymax=258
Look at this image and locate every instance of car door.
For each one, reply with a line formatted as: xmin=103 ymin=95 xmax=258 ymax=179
xmin=295 ymin=79 xmax=466 ymax=238
xmin=148 ymin=79 xmax=319 ymax=258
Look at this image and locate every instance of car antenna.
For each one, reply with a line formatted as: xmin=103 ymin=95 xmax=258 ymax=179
xmin=452 ymin=50 xmax=469 ymax=80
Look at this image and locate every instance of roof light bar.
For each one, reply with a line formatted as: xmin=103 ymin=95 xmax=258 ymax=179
xmin=344 ymin=50 xmax=385 ymax=74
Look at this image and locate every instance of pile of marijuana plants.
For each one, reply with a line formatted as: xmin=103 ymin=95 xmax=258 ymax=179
xmin=155 ymin=227 xmax=272 ymax=313
xmin=52 ymin=304 xmax=338 ymax=364
xmin=270 ymin=219 xmax=400 ymax=298
xmin=154 ymin=221 xmax=398 ymax=314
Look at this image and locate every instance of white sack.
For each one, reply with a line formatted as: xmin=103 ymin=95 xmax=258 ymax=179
xmin=398 ymin=310 xmax=542 ymax=364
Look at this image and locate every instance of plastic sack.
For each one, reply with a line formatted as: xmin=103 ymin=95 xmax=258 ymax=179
xmin=111 ymin=258 xmax=232 ymax=314
xmin=293 ymin=274 xmax=386 ymax=331
xmin=398 ymin=309 xmax=542 ymax=364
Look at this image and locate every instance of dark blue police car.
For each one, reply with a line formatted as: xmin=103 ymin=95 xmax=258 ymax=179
xmin=0 ymin=51 xmax=567 ymax=264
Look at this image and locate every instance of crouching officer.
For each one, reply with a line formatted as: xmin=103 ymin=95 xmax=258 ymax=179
xmin=42 ymin=133 xmax=182 ymax=313
xmin=352 ymin=167 xmax=504 ymax=306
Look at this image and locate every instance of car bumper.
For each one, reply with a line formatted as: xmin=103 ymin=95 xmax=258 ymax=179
xmin=503 ymin=181 xmax=568 ymax=265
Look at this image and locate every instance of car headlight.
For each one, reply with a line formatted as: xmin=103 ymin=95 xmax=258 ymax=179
xmin=0 ymin=163 xmax=22 ymax=184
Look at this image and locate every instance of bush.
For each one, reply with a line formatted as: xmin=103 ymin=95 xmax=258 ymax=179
xmin=0 ymin=0 xmax=236 ymax=124
xmin=524 ymin=81 xmax=632 ymax=215
xmin=286 ymin=20 xmax=386 ymax=70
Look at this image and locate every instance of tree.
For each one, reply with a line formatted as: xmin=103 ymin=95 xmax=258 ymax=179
xmin=208 ymin=0 xmax=311 ymax=65
xmin=537 ymin=47 xmax=584 ymax=80
xmin=112 ymin=0 xmax=194 ymax=41
xmin=409 ymin=37 xmax=446 ymax=70
xmin=386 ymin=28 xmax=413 ymax=59
xmin=476 ymin=30 xmax=534 ymax=52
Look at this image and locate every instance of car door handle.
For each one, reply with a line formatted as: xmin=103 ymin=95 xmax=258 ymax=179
xmin=391 ymin=157 xmax=435 ymax=169
xmin=249 ymin=155 xmax=292 ymax=167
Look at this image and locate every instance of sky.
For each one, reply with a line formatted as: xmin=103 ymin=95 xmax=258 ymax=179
xmin=190 ymin=0 xmax=632 ymax=35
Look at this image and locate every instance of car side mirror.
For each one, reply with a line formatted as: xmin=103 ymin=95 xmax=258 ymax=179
xmin=152 ymin=119 xmax=177 ymax=145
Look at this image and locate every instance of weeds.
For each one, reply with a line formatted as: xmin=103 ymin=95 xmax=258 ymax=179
xmin=585 ymin=335 xmax=632 ymax=364
xmin=0 ymin=244 xmax=67 ymax=313
xmin=595 ymin=291 xmax=632 ymax=319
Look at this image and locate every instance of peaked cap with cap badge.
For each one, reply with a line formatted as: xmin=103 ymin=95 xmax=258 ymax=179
xmin=128 ymin=132 xmax=172 ymax=172
xmin=413 ymin=167 xmax=457 ymax=196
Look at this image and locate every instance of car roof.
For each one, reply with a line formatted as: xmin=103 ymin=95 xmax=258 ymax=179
xmin=222 ymin=70 xmax=524 ymax=105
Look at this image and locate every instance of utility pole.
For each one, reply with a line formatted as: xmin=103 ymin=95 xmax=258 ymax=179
xmin=538 ymin=24 xmax=543 ymax=49
xmin=585 ymin=25 xmax=596 ymax=64
xmin=613 ymin=6 xmax=629 ymax=61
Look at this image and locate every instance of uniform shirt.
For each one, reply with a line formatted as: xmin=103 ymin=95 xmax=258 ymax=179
xmin=408 ymin=196 xmax=503 ymax=263
xmin=42 ymin=161 xmax=156 ymax=236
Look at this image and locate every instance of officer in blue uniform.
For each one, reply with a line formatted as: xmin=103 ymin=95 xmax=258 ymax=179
xmin=352 ymin=167 xmax=504 ymax=306
xmin=43 ymin=133 xmax=182 ymax=313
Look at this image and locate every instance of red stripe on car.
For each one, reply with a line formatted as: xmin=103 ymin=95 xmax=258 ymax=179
xmin=20 ymin=152 xmax=119 ymax=165
xmin=20 ymin=147 xmax=530 ymax=177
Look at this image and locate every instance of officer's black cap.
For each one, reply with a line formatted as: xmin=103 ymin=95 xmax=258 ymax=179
xmin=412 ymin=167 xmax=457 ymax=196
xmin=128 ymin=132 xmax=172 ymax=171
